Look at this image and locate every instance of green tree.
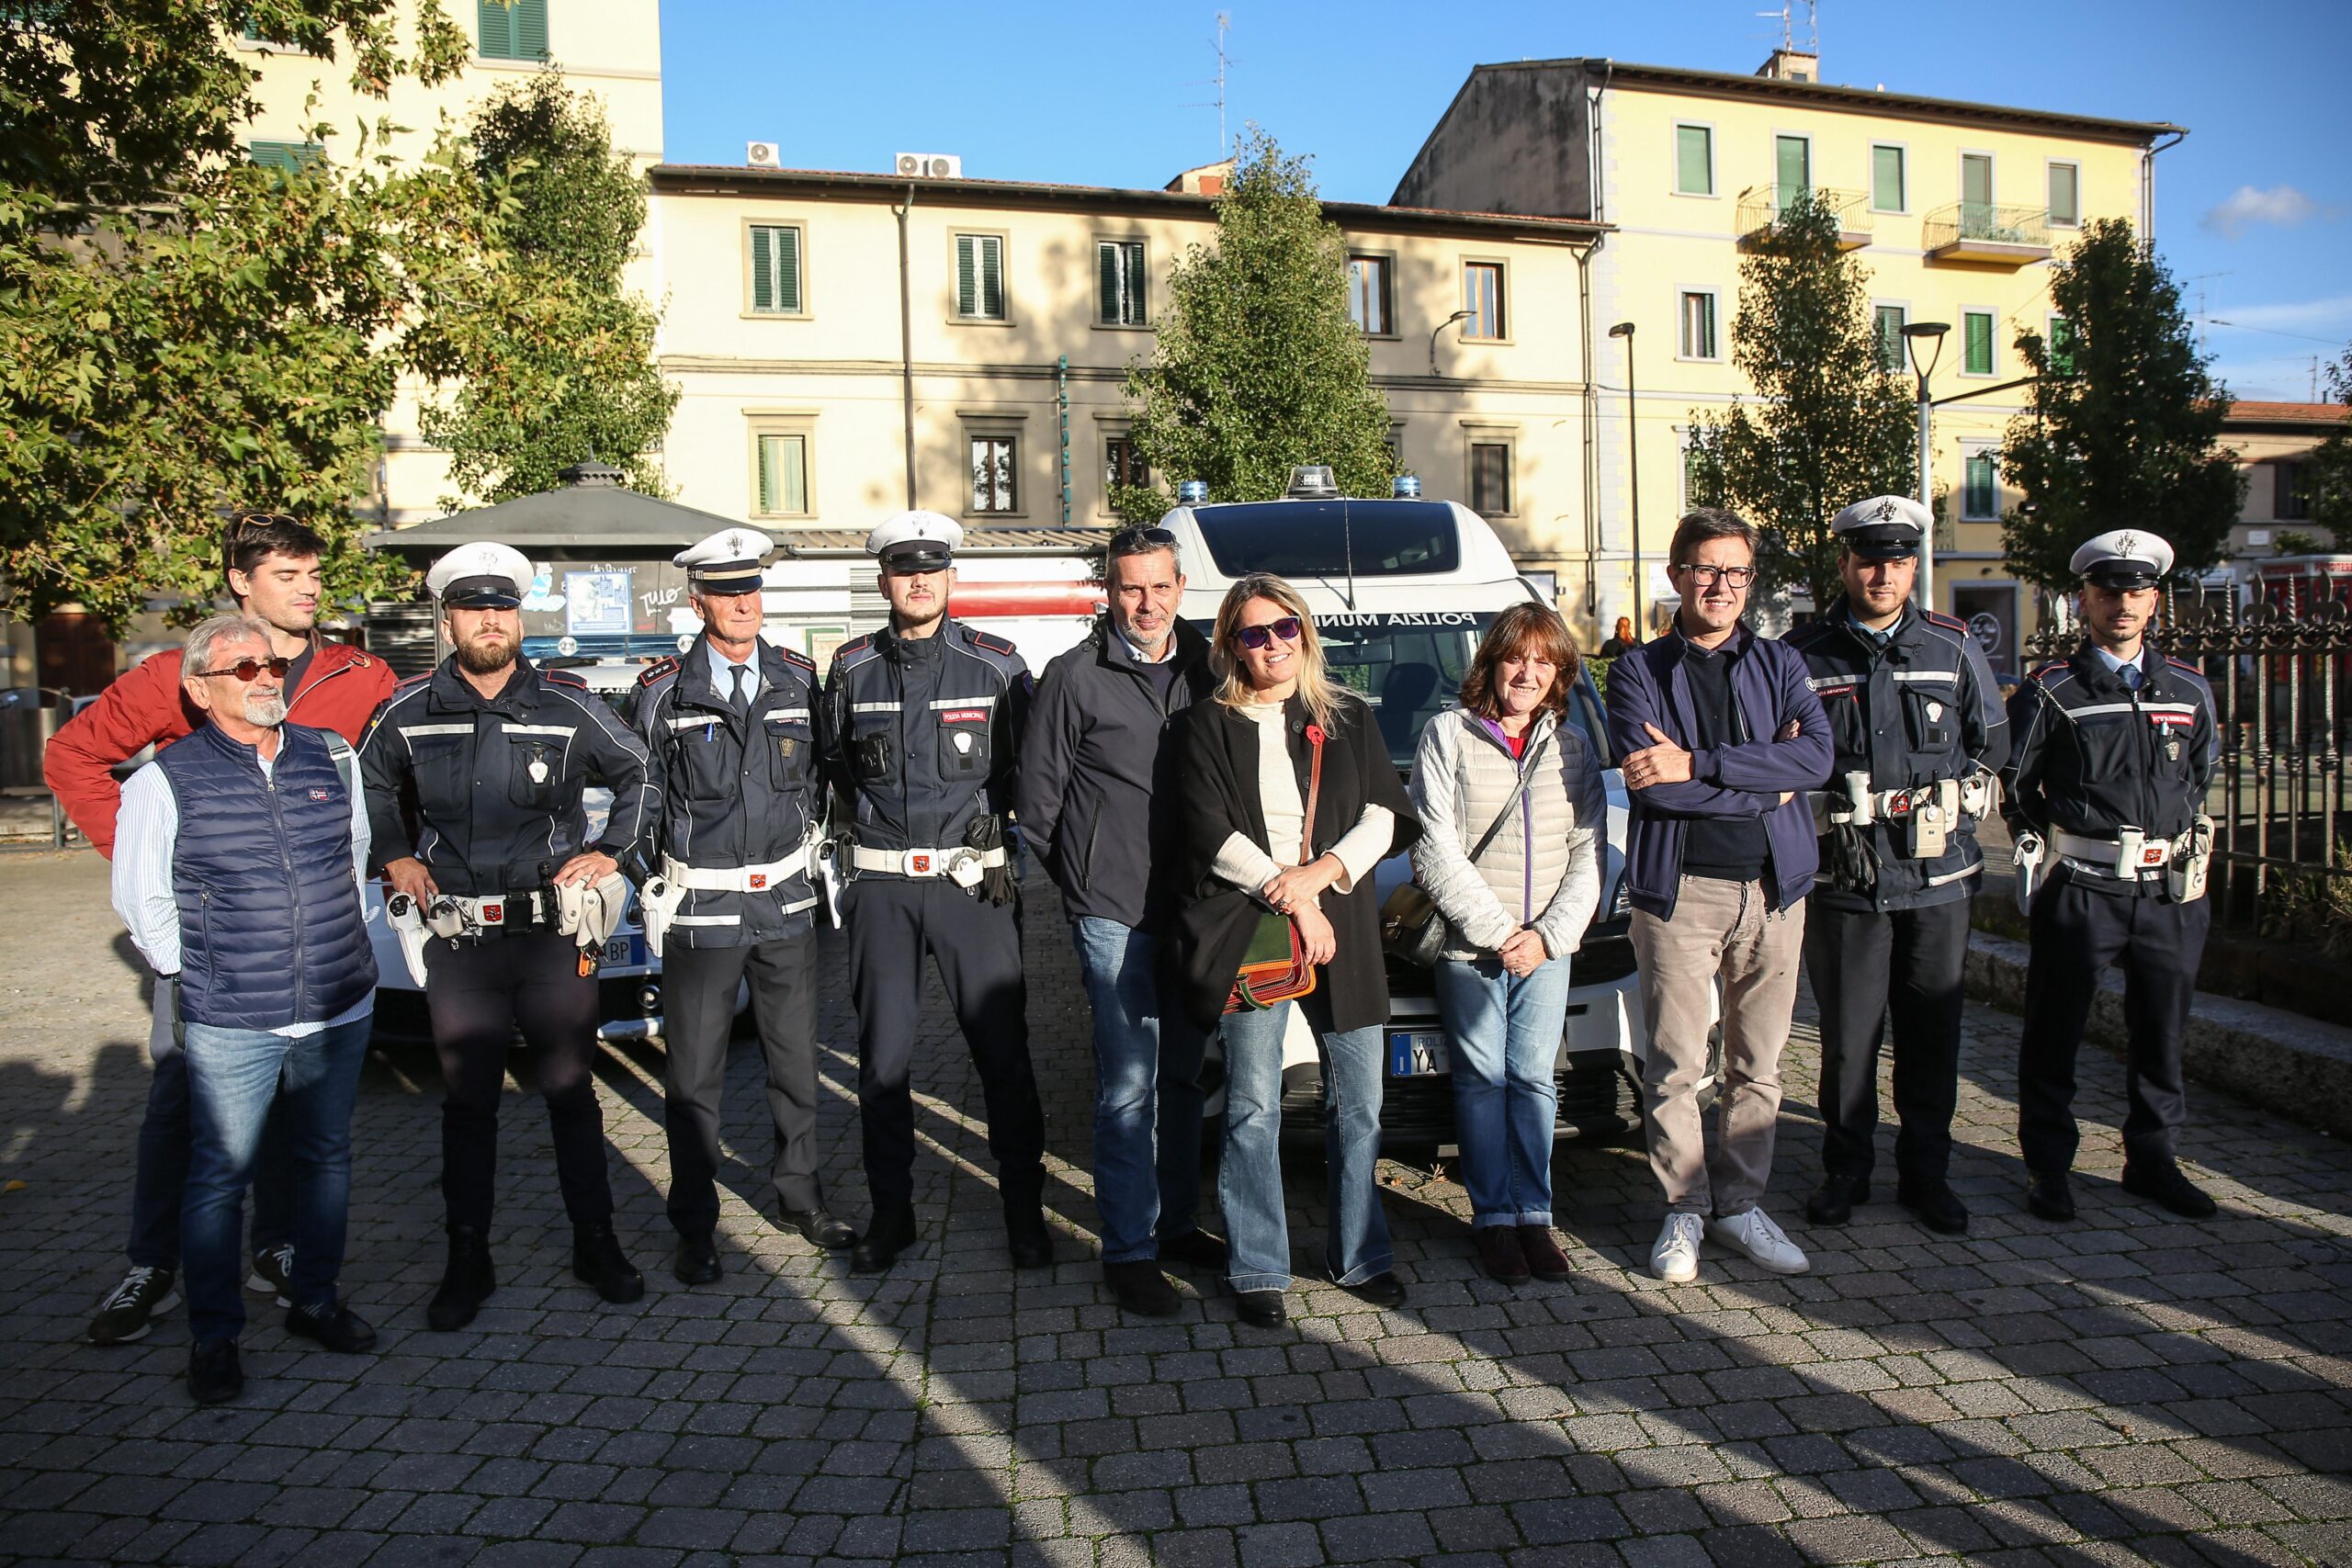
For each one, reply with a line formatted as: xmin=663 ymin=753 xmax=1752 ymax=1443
xmin=2302 ymin=347 xmax=2352 ymax=546
xmin=1114 ymin=129 xmax=1395 ymax=519
xmin=1680 ymin=194 xmax=1918 ymax=608
xmin=1999 ymin=219 xmax=2243 ymax=593
xmin=418 ymin=69 xmax=677 ymax=503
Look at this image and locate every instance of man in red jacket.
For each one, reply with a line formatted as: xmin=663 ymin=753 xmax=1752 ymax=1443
xmin=48 ymin=513 xmax=398 ymax=1347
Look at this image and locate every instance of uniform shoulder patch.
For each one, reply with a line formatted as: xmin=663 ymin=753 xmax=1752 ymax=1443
xmin=779 ymin=646 xmax=816 ymax=672
xmin=1922 ymin=609 xmax=1967 ymax=632
xmin=2166 ymin=658 xmax=2204 ymax=675
xmin=2029 ymin=661 xmax=2068 ymax=682
xmin=339 ymin=649 xmax=374 ymax=669
xmin=393 ymin=671 xmax=432 ymax=690
xmin=832 ymin=633 xmax=875 ymax=664
xmin=637 ymin=655 xmax=681 ymax=688
xmin=969 ymin=627 xmax=1018 ymax=656
xmin=544 ymin=669 xmax=588 ymax=689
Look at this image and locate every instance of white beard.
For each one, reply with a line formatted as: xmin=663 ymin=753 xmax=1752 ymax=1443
xmin=243 ymin=692 xmax=288 ymax=728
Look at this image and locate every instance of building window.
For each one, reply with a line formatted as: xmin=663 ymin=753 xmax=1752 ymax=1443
xmin=954 ymin=233 xmax=1006 ymax=321
xmin=1462 ymin=262 xmax=1505 ymax=340
xmin=1962 ymin=448 xmax=1999 ymax=521
xmin=1774 ymin=134 xmax=1811 ymax=213
xmin=2047 ymin=161 xmax=2081 ymax=227
xmin=1874 ymin=305 xmax=1907 ymax=373
xmin=1871 ymin=144 xmax=1905 ymax=212
xmin=748 ymin=224 xmax=804 ymax=315
xmin=2048 ymin=314 xmax=2076 ymax=375
xmin=2276 ymin=460 xmax=2311 ymax=521
xmin=970 ymin=435 xmax=1018 ymax=513
xmin=249 ymin=140 xmax=325 ymax=173
xmin=1678 ymin=290 xmax=1719 ymax=360
xmin=754 ymin=433 xmax=809 ymax=517
xmin=1348 ymin=254 xmax=1392 ymax=334
xmin=1961 ymin=152 xmax=1996 ymax=228
xmin=1098 ymin=240 xmax=1147 ymax=326
xmin=1962 ymin=310 xmax=1995 ymax=376
xmin=477 ymin=0 xmax=548 ymax=61
xmin=1469 ymin=442 xmax=1512 ymax=516
xmin=1674 ymin=124 xmax=1713 ymax=197
xmin=1104 ymin=436 xmax=1148 ymax=494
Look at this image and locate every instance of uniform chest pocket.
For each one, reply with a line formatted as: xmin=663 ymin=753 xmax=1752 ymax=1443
xmin=762 ymin=709 xmax=815 ymax=788
xmin=505 ymin=735 xmax=565 ymax=809
xmin=936 ymin=706 xmax=991 ymax=778
xmin=1902 ymin=686 xmax=1958 ymax=753
xmin=2148 ymin=712 xmax=2198 ymax=776
xmin=1813 ymin=682 xmax=1865 ymax=750
xmin=670 ymin=716 xmax=736 ymax=800
xmin=849 ymin=714 xmax=896 ymax=784
xmin=407 ymin=736 xmax=471 ymax=817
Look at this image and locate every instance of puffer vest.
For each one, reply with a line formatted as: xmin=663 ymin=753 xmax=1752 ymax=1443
xmin=1413 ymin=709 xmax=1582 ymax=956
xmin=157 ymin=722 xmax=375 ymax=1030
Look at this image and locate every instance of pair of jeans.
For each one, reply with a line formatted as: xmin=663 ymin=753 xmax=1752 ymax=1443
xmin=1070 ymin=917 xmax=1210 ymax=1263
xmin=1433 ymin=953 xmax=1570 ymax=1228
xmin=129 ymin=997 xmax=294 ymax=1271
xmin=180 ymin=1014 xmax=371 ymax=1342
xmin=1218 ymin=989 xmax=1389 ymax=1292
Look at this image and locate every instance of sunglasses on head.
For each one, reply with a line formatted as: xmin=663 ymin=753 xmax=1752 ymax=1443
xmin=1233 ymin=615 xmax=1303 ymax=650
xmin=1109 ymin=525 xmax=1178 ymax=554
xmin=195 ymin=657 xmax=292 ymax=682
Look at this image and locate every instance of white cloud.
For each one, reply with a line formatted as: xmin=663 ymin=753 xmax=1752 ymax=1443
xmin=2201 ymin=184 xmax=2326 ymax=239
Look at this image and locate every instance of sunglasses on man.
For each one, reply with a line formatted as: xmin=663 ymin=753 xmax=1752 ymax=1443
xmin=1233 ymin=615 xmax=1303 ymax=650
xmin=194 ymin=657 xmax=293 ymax=682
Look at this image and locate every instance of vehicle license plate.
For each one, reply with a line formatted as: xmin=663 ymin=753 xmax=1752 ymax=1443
xmin=1389 ymin=1031 xmax=1453 ymax=1077
xmin=603 ymin=935 xmax=643 ymax=968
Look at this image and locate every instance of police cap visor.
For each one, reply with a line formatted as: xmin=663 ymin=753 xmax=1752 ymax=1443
xmin=441 ymin=574 xmax=524 ymax=609
xmin=1842 ymin=525 xmax=1919 ymax=562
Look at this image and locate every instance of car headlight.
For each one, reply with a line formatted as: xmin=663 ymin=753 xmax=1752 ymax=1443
xmin=1607 ymin=877 xmax=1631 ymax=919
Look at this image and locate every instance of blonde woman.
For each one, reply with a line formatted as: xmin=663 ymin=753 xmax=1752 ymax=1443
xmin=1170 ymin=574 xmax=1419 ymax=1327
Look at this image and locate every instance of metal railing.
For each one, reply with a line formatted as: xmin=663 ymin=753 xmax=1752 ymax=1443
xmin=1922 ymin=200 xmax=2052 ymax=253
xmin=1735 ymin=185 xmax=1872 ymax=244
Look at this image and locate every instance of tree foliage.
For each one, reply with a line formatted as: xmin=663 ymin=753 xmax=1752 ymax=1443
xmin=1114 ymin=129 xmax=1395 ymax=520
xmin=1999 ymin=219 xmax=2242 ymax=593
xmin=1680 ymin=194 xmax=1919 ymax=609
xmin=2302 ymin=347 xmax=2352 ymax=547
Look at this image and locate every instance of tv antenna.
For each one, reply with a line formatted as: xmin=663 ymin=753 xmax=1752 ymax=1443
xmin=2181 ymin=271 xmax=2232 ymax=354
xmin=1182 ymin=13 xmax=1235 ymax=158
xmin=1755 ymin=0 xmax=1818 ymax=53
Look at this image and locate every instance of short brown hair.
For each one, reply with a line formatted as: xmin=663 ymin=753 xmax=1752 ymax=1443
xmin=1668 ymin=507 xmax=1758 ymax=570
xmin=1458 ymin=602 xmax=1580 ymax=721
xmin=220 ymin=513 xmax=325 ymax=581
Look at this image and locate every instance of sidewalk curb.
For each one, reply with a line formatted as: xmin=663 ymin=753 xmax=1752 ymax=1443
xmin=1965 ymin=930 xmax=2352 ymax=1140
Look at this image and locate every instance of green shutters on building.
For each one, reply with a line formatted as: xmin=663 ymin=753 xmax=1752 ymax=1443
xmin=477 ymin=0 xmax=548 ymax=61
xmin=1964 ymin=451 xmax=1997 ymax=519
xmin=1675 ymin=125 xmax=1712 ymax=197
xmin=757 ymin=434 xmax=808 ymax=515
xmin=249 ymin=140 xmax=325 ymax=173
xmin=1871 ymin=144 xmax=1905 ymax=211
xmin=1775 ymin=135 xmax=1809 ymax=213
xmin=1964 ymin=311 xmax=1995 ymax=376
xmin=749 ymin=224 xmax=802 ymax=314
xmin=1874 ymin=305 xmax=1907 ymax=373
xmin=956 ymin=233 xmax=1005 ymax=320
xmin=1098 ymin=241 xmax=1145 ymax=325
xmin=2048 ymin=162 xmax=2080 ymax=225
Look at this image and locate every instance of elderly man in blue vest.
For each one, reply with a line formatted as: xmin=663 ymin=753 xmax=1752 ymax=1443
xmin=112 ymin=613 xmax=379 ymax=1405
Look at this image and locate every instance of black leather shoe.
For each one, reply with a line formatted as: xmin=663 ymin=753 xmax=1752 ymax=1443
xmin=1103 ymin=1259 xmax=1182 ymax=1316
xmin=1340 ymin=1271 xmax=1408 ymax=1309
xmin=2120 ymin=1160 xmax=2219 ymax=1219
xmin=1896 ymin=1179 xmax=1970 ymax=1235
xmin=1157 ymin=1229 xmax=1230 ymax=1271
xmin=1005 ymin=1206 xmax=1055 ymax=1270
xmin=426 ymin=1226 xmax=495 ymax=1331
xmin=781 ymin=1206 xmax=857 ymax=1250
xmin=2025 ymin=1168 xmax=2076 ymax=1223
xmin=851 ymin=1206 xmax=919 ymax=1273
xmin=1233 ymin=1289 xmax=1287 ymax=1327
xmin=188 ymin=1337 xmax=243 ymax=1405
xmin=286 ymin=1299 xmax=379 ymax=1353
xmin=1805 ymin=1174 xmax=1870 ymax=1226
xmin=572 ymin=1224 xmax=645 ymax=1304
xmin=673 ymin=1234 xmax=721 ymax=1286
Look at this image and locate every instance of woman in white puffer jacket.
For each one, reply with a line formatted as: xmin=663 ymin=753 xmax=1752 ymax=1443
xmin=1408 ymin=603 xmax=1607 ymax=1283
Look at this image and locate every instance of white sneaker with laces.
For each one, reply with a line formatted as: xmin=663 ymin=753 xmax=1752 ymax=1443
xmin=1649 ymin=1213 xmax=1704 ymax=1283
xmin=1707 ymin=1206 xmax=1811 ymax=1275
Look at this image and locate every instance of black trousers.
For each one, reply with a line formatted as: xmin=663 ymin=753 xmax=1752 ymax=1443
xmin=844 ymin=878 xmax=1046 ymax=1218
xmin=662 ymin=932 xmax=823 ymax=1236
xmin=2017 ymin=874 xmax=2211 ymax=1174
xmin=424 ymin=931 xmax=615 ymax=1232
xmin=1804 ymin=897 xmax=1970 ymax=1187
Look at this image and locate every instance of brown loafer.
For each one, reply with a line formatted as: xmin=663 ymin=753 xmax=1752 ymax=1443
xmin=1475 ymin=1225 xmax=1531 ymax=1282
xmin=1517 ymin=1224 xmax=1573 ymax=1282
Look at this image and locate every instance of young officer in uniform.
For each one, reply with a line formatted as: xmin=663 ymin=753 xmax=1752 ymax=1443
xmin=820 ymin=512 xmax=1050 ymax=1274
xmin=357 ymin=542 xmax=658 ymax=1328
xmin=631 ymin=528 xmax=855 ymax=1284
xmin=2002 ymin=529 xmax=2221 ymax=1223
xmin=1784 ymin=497 xmax=2008 ymax=1235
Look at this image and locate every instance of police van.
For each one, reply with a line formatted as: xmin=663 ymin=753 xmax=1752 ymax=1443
xmin=1159 ymin=471 xmax=1643 ymax=1146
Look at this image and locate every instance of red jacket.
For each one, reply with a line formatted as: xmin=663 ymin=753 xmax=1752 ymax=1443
xmin=44 ymin=640 xmax=397 ymax=858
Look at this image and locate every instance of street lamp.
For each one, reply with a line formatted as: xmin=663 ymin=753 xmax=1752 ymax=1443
xmin=1428 ymin=309 xmax=1472 ymax=377
xmin=1903 ymin=321 xmax=1951 ymax=609
xmin=1608 ymin=321 xmax=1644 ymax=637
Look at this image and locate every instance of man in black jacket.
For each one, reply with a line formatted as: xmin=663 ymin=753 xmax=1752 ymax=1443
xmin=1019 ymin=526 xmax=1227 ymax=1314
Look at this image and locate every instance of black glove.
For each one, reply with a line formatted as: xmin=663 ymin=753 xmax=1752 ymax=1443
xmin=965 ymin=812 xmax=1016 ymax=907
xmin=1826 ymin=821 xmax=1880 ymax=895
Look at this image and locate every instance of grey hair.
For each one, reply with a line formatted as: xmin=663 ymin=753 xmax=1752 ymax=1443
xmin=1103 ymin=525 xmax=1183 ymax=581
xmin=183 ymin=613 xmax=273 ymax=678
xmin=1668 ymin=507 xmax=1758 ymax=569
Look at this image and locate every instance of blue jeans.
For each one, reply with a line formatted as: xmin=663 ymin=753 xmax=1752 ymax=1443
xmin=129 ymin=1003 xmax=294 ymax=1270
xmin=1218 ymin=991 xmax=1390 ymax=1292
xmin=181 ymin=1015 xmax=370 ymax=1342
xmin=1070 ymin=917 xmax=1210 ymax=1263
xmin=1434 ymin=955 xmax=1570 ymax=1227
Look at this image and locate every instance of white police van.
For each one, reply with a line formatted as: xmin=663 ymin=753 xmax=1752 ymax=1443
xmin=1160 ymin=471 xmax=1645 ymax=1146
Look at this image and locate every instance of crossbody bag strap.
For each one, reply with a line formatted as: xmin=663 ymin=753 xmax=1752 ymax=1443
xmin=1464 ymin=728 xmax=1553 ymax=866
xmin=1296 ymin=723 xmax=1326 ymax=864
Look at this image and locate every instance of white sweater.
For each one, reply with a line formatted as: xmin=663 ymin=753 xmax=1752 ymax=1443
xmin=1212 ymin=702 xmax=1395 ymax=900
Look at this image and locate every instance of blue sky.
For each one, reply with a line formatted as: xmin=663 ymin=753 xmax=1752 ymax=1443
xmin=659 ymin=0 xmax=2350 ymax=401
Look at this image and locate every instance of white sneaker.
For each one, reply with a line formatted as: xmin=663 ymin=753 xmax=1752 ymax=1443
xmin=1649 ymin=1213 xmax=1704 ymax=1282
xmin=1707 ymin=1206 xmax=1811 ymax=1275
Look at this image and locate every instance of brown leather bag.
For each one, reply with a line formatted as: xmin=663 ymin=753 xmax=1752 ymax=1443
xmin=1226 ymin=722 xmax=1326 ymax=1012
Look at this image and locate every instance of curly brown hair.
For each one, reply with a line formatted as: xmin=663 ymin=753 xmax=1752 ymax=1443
xmin=1457 ymin=602 xmax=1580 ymax=721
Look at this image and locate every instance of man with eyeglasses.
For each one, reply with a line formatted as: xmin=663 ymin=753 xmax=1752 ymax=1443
xmin=50 ymin=513 xmax=394 ymax=1348
xmin=1018 ymin=525 xmax=1227 ymax=1315
xmin=1606 ymin=508 xmax=1832 ymax=1285
xmin=111 ymin=614 xmax=380 ymax=1403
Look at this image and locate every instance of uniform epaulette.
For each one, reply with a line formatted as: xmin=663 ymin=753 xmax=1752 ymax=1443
xmin=2166 ymin=658 xmax=2203 ymax=674
xmin=637 ymin=655 xmax=681 ymax=688
xmin=969 ymin=627 xmax=1018 ymax=656
xmin=544 ymin=668 xmax=588 ymax=689
xmin=1922 ymin=609 xmax=1967 ymax=632
xmin=779 ymin=646 xmax=816 ymax=673
xmin=832 ymin=633 xmax=876 ymax=664
xmin=393 ymin=671 xmax=432 ymax=690
xmin=2029 ymin=661 xmax=2068 ymax=682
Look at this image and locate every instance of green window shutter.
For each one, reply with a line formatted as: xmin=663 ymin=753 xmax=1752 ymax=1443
xmin=1872 ymin=145 xmax=1904 ymax=210
xmin=514 ymin=0 xmax=548 ymax=60
xmin=1875 ymin=306 xmax=1905 ymax=373
xmin=956 ymin=235 xmax=977 ymax=317
xmin=773 ymin=226 xmax=800 ymax=312
xmin=1675 ymin=126 xmax=1711 ymax=196
xmin=1965 ymin=312 xmax=1994 ymax=375
xmin=250 ymin=140 xmax=323 ymax=173
xmin=756 ymin=435 xmax=776 ymax=513
xmin=1965 ymin=453 xmax=1996 ymax=517
xmin=757 ymin=434 xmax=807 ymax=514
xmin=1122 ymin=243 xmax=1144 ymax=323
xmin=1098 ymin=243 xmax=1119 ymax=323
xmin=1775 ymin=136 xmax=1809 ymax=210
xmin=980 ymin=235 xmax=1003 ymax=319
xmin=476 ymin=0 xmax=514 ymax=57
xmin=750 ymin=226 xmax=774 ymax=312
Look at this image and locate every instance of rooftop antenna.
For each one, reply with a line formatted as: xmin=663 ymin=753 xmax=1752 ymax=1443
xmin=1182 ymin=13 xmax=1234 ymax=158
xmin=2181 ymin=271 xmax=2233 ymax=354
xmin=1753 ymin=1 xmax=1818 ymax=56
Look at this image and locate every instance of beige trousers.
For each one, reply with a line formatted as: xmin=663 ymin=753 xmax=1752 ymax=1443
xmin=1630 ymin=875 xmax=1807 ymax=1217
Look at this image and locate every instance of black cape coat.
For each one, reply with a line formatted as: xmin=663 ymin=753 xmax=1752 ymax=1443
xmin=1169 ymin=690 xmax=1419 ymax=1032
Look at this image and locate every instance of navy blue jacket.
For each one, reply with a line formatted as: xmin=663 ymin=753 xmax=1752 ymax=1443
xmin=1605 ymin=622 xmax=1833 ymax=919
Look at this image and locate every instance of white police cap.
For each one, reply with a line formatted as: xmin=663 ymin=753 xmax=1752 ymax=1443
xmin=674 ymin=526 xmax=774 ymax=594
xmin=2070 ymin=528 xmax=2175 ymax=588
xmin=865 ymin=509 xmax=963 ymax=571
xmin=425 ymin=541 xmax=535 ymax=609
xmin=1830 ymin=495 xmax=1932 ymax=561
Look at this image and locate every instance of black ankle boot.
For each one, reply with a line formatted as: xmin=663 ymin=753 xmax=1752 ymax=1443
xmin=572 ymin=1224 xmax=645 ymax=1304
xmin=426 ymin=1226 xmax=495 ymax=1331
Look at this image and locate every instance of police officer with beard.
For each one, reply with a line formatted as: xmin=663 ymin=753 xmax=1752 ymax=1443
xmin=632 ymin=528 xmax=854 ymax=1284
xmin=358 ymin=542 xmax=656 ymax=1329
xmin=821 ymin=512 xmax=1049 ymax=1274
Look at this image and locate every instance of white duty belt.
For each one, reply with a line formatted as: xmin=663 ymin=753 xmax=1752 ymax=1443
xmin=446 ymin=890 xmax=549 ymax=929
xmin=660 ymin=845 xmax=814 ymax=893
xmin=852 ymin=843 xmax=1007 ymax=887
xmin=2050 ymin=827 xmax=2172 ymax=879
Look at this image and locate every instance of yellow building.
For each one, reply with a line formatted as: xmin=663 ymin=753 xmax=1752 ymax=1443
xmin=1395 ymin=51 xmax=2181 ymax=671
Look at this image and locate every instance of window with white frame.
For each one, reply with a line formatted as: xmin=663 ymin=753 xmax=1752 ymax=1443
xmin=1678 ymin=290 xmax=1720 ymax=360
xmin=1874 ymin=304 xmax=1907 ymax=373
xmin=1348 ymin=254 xmax=1392 ymax=334
xmin=969 ymin=434 xmax=1019 ymax=513
xmin=1962 ymin=310 xmax=1996 ymax=376
xmin=752 ymin=431 xmax=810 ymax=517
xmin=1097 ymin=240 xmax=1147 ymax=325
xmin=748 ymin=224 xmax=805 ymax=315
xmin=2047 ymin=161 xmax=2081 ymax=227
xmin=1462 ymin=261 xmax=1506 ymax=340
xmin=1674 ymin=124 xmax=1713 ymax=197
xmin=1871 ymin=144 xmax=1906 ymax=212
xmin=477 ymin=0 xmax=548 ymax=60
xmin=954 ymin=232 xmax=1007 ymax=321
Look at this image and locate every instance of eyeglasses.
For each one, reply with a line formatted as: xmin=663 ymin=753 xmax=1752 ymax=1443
xmin=1109 ymin=525 xmax=1178 ymax=555
xmin=1233 ymin=615 xmax=1303 ymax=650
xmin=194 ymin=657 xmax=292 ymax=682
xmin=1678 ymin=563 xmax=1757 ymax=589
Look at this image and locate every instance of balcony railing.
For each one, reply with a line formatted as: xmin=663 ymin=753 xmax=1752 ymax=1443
xmin=1735 ymin=185 xmax=1872 ymax=250
xmin=1922 ymin=201 xmax=2053 ymax=264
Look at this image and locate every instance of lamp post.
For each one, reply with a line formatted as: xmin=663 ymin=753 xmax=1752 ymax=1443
xmin=1428 ymin=309 xmax=1472 ymax=377
xmin=1608 ymin=321 xmax=1643 ymax=637
xmin=1903 ymin=321 xmax=1951 ymax=610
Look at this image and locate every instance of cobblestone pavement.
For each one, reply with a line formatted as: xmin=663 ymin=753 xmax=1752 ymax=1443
xmin=2 ymin=850 xmax=2348 ymax=1568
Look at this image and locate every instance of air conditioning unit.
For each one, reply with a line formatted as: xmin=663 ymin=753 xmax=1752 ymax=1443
xmin=745 ymin=141 xmax=781 ymax=168
xmin=895 ymin=152 xmax=963 ymax=179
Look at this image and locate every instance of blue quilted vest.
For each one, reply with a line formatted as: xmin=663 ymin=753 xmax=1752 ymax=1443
xmin=157 ymin=722 xmax=377 ymax=1030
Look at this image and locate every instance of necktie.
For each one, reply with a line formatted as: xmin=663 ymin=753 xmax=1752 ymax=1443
xmin=2119 ymin=663 xmax=2143 ymax=694
xmin=729 ymin=661 xmax=752 ymax=718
